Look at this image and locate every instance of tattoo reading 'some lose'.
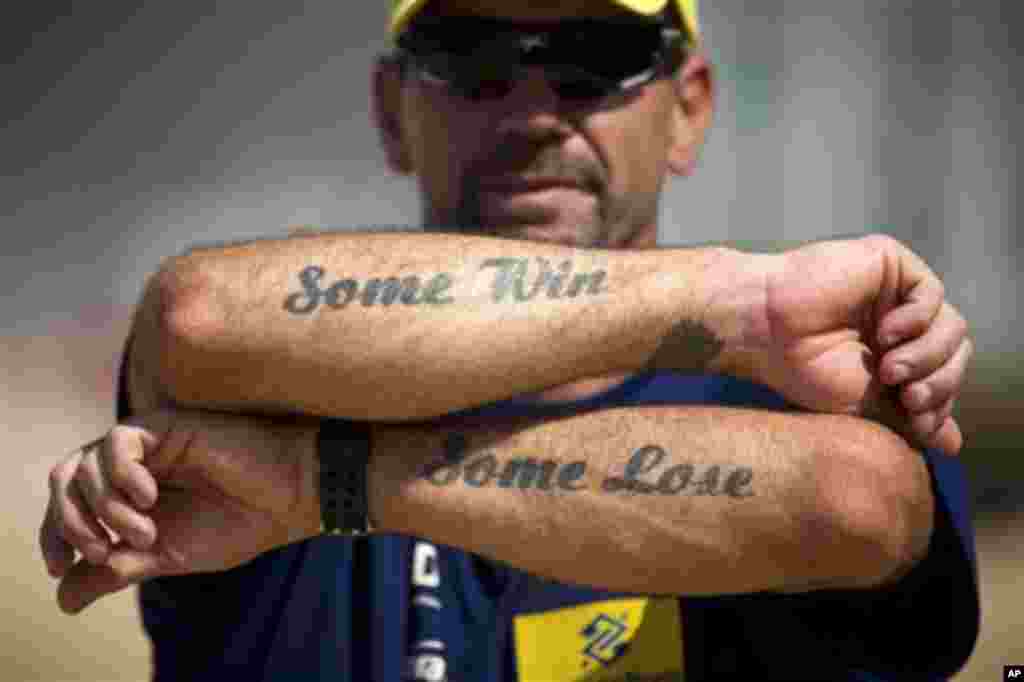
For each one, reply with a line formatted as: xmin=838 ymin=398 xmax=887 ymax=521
xmin=422 ymin=436 xmax=755 ymax=499
xmin=284 ymin=258 xmax=608 ymax=314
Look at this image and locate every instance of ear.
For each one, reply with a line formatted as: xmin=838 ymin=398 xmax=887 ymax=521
xmin=372 ymin=55 xmax=413 ymax=174
xmin=666 ymin=53 xmax=715 ymax=177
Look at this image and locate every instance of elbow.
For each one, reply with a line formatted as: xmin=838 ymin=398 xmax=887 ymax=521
xmin=155 ymin=254 xmax=223 ymax=347
xmin=135 ymin=254 xmax=224 ymax=403
xmin=803 ymin=423 xmax=934 ymax=590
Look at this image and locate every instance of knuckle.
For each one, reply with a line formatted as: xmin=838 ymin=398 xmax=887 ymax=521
xmin=863 ymin=233 xmax=899 ymax=251
xmin=160 ymin=543 xmax=189 ymax=571
xmin=95 ymin=495 xmax=119 ymax=520
xmin=48 ymin=464 xmax=65 ymax=490
xmin=108 ymin=424 xmax=136 ymax=453
xmin=950 ymin=310 xmax=968 ymax=337
xmin=930 ymin=362 xmax=954 ymax=386
xmin=914 ymin=412 xmax=937 ymax=438
xmin=105 ymin=430 xmax=132 ymax=476
xmin=57 ymin=507 xmax=90 ymax=545
xmin=893 ymin=352 xmax=914 ymax=370
xmin=962 ymin=338 xmax=975 ymax=362
xmin=55 ymin=453 xmax=80 ymax=478
xmin=107 ymin=561 xmax=132 ymax=582
xmin=925 ymin=376 xmax=949 ymax=400
xmin=921 ymin=275 xmax=944 ymax=300
xmin=70 ymin=463 xmax=95 ymax=496
xmin=107 ymin=456 xmax=133 ymax=488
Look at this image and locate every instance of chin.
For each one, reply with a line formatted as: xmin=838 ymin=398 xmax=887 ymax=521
xmin=482 ymin=212 xmax=605 ymax=248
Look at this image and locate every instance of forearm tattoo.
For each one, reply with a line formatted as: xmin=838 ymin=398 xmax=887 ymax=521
xmin=644 ymin=319 xmax=724 ymax=374
xmin=283 ymin=257 xmax=608 ymax=314
xmin=479 ymin=257 xmax=607 ymax=302
xmin=282 ymin=257 xmax=724 ymax=373
xmin=284 ymin=266 xmax=455 ymax=313
xmin=419 ymin=434 xmax=756 ymax=498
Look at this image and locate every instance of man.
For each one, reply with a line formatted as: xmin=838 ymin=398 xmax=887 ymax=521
xmin=41 ymin=0 xmax=978 ymax=680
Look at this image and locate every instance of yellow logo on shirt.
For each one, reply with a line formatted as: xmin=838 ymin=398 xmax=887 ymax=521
xmin=513 ymin=597 xmax=685 ymax=681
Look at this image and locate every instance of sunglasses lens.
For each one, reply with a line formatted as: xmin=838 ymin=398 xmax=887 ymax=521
xmin=401 ymin=19 xmax=679 ymax=101
xmin=414 ymin=60 xmax=515 ymax=100
xmin=560 ymin=82 xmax=611 ymax=100
xmin=460 ymin=77 xmax=516 ymax=100
xmin=548 ymin=69 xmax=615 ymax=100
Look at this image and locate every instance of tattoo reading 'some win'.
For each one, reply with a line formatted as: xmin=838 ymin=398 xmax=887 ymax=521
xmin=283 ymin=257 xmax=608 ymax=314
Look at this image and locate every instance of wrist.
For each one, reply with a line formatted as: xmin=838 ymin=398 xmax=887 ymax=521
xmin=704 ymin=249 xmax=779 ymax=380
xmin=640 ymin=246 xmax=775 ymax=379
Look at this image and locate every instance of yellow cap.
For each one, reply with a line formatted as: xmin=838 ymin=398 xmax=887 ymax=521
xmin=389 ymin=0 xmax=700 ymax=45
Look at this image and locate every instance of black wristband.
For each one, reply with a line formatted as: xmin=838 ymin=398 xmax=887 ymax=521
xmin=316 ymin=419 xmax=373 ymax=536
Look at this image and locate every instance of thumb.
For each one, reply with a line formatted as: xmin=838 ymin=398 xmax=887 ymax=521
xmin=57 ymin=543 xmax=173 ymax=614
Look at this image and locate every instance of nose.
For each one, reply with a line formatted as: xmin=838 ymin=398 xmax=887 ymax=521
xmin=494 ymin=67 xmax=573 ymax=138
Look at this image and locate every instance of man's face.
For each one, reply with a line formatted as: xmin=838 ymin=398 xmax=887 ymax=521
xmin=377 ymin=0 xmax=713 ymax=249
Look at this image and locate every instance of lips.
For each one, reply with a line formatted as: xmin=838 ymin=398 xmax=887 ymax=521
xmin=477 ymin=176 xmax=589 ymax=193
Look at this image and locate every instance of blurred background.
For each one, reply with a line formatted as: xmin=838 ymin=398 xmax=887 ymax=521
xmin=2 ymin=0 xmax=1020 ymax=679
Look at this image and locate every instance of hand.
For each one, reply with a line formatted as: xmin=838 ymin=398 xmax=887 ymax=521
xmin=747 ymin=234 xmax=971 ymax=453
xmin=40 ymin=410 xmax=319 ymax=614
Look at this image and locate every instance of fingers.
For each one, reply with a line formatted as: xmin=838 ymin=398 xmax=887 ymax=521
xmin=875 ymin=281 xmax=942 ymax=349
xmin=106 ymin=426 xmax=161 ymax=509
xmin=882 ymin=392 xmax=962 ymax=455
xmin=44 ymin=427 xmax=162 ymax=580
xmin=57 ymin=543 xmax=168 ymax=615
xmin=48 ymin=449 xmax=113 ymax=566
xmin=858 ymin=237 xmax=972 ymax=457
xmin=867 ymin=235 xmax=945 ymax=349
xmin=882 ymin=310 xmax=972 ymax=456
xmin=899 ymin=337 xmax=973 ymax=413
xmin=39 ymin=501 xmax=75 ymax=578
xmin=46 ymin=418 xmax=180 ymax=613
xmin=913 ymin=402 xmax=963 ymax=455
xmin=880 ymin=304 xmax=969 ymax=386
xmin=74 ymin=437 xmax=157 ymax=551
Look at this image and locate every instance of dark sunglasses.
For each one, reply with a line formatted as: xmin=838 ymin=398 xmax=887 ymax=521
xmin=394 ymin=16 xmax=687 ymax=101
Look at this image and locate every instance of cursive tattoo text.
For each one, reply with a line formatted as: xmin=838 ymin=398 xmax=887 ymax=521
xmin=284 ymin=265 xmax=455 ymax=314
xmin=420 ymin=435 xmax=756 ymax=498
xmin=283 ymin=257 xmax=609 ymax=314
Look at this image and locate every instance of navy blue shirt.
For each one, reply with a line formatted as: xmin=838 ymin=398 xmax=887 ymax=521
xmin=120 ymin=371 xmax=979 ymax=681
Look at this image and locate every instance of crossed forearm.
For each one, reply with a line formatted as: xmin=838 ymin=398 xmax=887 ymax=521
xmin=41 ymin=401 xmax=933 ymax=610
xmin=346 ymin=405 xmax=933 ymax=594
xmin=130 ymin=231 xmax=768 ymax=419
xmin=45 ymin=233 xmax=956 ymax=609
xmin=123 ymin=229 xmax=935 ymax=591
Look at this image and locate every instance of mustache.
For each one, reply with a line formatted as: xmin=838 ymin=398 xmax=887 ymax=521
xmin=465 ymin=139 xmax=607 ymax=194
xmin=446 ymin=135 xmax=607 ymax=230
